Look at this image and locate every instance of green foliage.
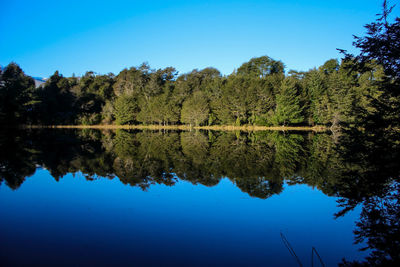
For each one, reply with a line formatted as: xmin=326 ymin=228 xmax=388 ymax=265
xmin=38 ymin=71 xmax=76 ymax=124
xmin=0 ymin=63 xmax=35 ymax=125
xmin=78 ymin=113 xmax=102 ymax=125
xmin=212 ymin=75 xmax=248 ymax=124
xmin=3 ymin=46 xmax=397 ymax=129
xmin=340 ymin=1 xmax=400 ymax=131
xmin=114 ymin=95 xmax=138 ymax=125
xmin=273 ymin=77 xmax=304 ymax=125
xmin=304 ymin=69 xmax=326 ymax=124
xmin=101 ymin=100 xmax=115 ymax=124
xmin=113 ymin=64 xmax=150 ymax=97
xmin=181 ymin=91 xmax=209 ymax=126
xmin=319 ymin=59 xmax=339 ymax=74
xmin=237 ymin=56 xmax=284 ymax=78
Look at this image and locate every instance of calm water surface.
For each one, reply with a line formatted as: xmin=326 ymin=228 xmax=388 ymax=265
xmin=0 ymin=129 xmax=398 ymax=266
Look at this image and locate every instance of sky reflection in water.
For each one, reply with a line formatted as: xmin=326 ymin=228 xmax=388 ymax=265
xmin=0 ymin=166 xmax=365 ymax=266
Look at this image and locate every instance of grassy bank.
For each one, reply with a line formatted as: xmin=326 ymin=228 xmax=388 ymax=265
xmin=22 ymin=124 xmax=328 ymax=132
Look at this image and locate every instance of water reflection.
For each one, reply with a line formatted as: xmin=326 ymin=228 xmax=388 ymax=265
xmin=0 ymin=130 xmax=328 ymax=198
xmin=337 ymin=128 xmax=400 ymax=266
xmin=0 ymin=128 xmax=399 ymax=265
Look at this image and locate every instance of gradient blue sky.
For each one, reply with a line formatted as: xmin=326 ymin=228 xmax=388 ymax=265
xmin=0 ymin=0 xmax=397 ymax=77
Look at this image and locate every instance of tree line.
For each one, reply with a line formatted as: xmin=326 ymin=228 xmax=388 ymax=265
xmin=0 ymin=56 xmax=391 ymax=128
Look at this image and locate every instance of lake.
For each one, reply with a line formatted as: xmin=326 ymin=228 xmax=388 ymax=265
xmin=1 ymin=129 xmax=398 ymax=266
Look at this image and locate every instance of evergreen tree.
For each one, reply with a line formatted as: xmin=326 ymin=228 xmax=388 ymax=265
xmin=273 ymin=77 xmax=304 ymax=125
xmin=305 ymin=69 xmax=327 ymax=125
xmin=0 ymin=63 xmax=35 ymax=125
xmin=340 ymin=0 xmax=400 ymax=130
xmin=114 ymin=95 xmax=138 ymax=125
xmin=36 ymin=71 xmax=75 ymax=124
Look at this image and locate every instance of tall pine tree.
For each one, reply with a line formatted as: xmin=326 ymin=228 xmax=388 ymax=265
xmin=273 ymin=77 xmax=304 ymax=126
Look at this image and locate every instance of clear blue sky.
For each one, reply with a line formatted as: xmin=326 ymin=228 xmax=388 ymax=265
xmin=0 ymin=0 xmax=397 ymax=77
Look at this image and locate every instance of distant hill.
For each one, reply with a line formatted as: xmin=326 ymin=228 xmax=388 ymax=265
xmin=32 ymin=77 xmax=47 ymax=88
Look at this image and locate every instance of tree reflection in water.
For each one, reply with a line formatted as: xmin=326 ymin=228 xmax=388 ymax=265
xmin=0 ymin=128 xmax=399 ymax=265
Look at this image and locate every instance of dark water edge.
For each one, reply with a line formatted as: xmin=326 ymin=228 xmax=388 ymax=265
xmin=0 ymin=129 xmax=399 ymax=266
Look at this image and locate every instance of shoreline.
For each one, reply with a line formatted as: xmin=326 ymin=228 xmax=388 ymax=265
xmin=20 ymin=124 xmax=328 ymax=132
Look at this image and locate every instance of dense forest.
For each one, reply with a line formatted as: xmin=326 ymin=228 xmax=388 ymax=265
xmin=0 ymin=56 xmax=390 ymax=128
xmin=1 ymin=2 xmax=399 ymax=129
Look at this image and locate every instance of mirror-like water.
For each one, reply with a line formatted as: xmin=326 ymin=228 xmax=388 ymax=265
xmin=0 ymin=129 xmax=398 ymax=266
